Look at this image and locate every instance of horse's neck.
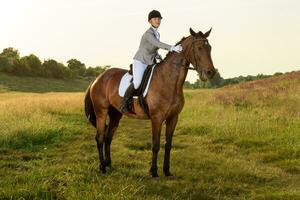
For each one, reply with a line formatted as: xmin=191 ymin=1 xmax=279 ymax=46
xmin=156 ymin=53 xmax=189 ymax=95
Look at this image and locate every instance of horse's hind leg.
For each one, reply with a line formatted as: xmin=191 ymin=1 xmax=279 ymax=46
xmin=104 ymin=106 xmax=122 ymax=167
xmin=95 ymin=108 xmax=108 ymax=174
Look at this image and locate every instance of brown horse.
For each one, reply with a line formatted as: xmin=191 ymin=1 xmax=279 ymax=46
xmin=84 ymin=28 xmax=216 ymax=177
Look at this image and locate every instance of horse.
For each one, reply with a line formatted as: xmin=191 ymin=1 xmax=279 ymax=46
xmin=84 ymin=28 xmax=216 ymax=177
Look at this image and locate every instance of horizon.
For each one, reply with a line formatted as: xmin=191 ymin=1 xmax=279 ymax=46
xmin=1 ymin=0 xmax=299 ymax=82
xmin=0 ymin=46 xmax=297 ymax=82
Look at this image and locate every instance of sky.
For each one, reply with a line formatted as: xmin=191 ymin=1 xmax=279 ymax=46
xmin=1 ymin=0 xmax=299 ymax=82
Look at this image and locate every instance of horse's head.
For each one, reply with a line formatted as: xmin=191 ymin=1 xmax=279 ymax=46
xmin=182 ymin=28 xmax=216 ymax=81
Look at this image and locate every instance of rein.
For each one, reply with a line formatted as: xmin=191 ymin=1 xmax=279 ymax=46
xmin=162 ymin=37 xmax=208 ymax=73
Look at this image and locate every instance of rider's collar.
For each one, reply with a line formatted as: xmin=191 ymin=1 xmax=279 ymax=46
xmin=151 ymin=26 xmax=158 ymax=31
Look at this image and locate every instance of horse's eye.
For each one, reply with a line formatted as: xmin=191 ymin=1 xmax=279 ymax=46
xmin=198 ymin=47 xmax=202 ymax=51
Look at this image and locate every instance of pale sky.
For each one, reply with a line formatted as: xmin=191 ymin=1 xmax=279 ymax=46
xmin=1 ymin=0 xmax=299 ymax=82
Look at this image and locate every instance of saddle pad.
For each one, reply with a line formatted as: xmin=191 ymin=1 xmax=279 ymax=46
xmin=118 ymin=64 xmax=157 ymax=98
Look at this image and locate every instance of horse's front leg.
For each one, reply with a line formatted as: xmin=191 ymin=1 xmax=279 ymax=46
xmin=163 ymin=114 xmax=178 ymax=176
xmin=150 ymin=117 xmax=163 ymax=177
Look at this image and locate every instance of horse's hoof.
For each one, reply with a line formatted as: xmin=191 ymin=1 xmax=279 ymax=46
xmin=149 ymin=167 xmax=158 ymax=178
xmin=164 ymin=171 xmax=174 ymax=177
xmin=100 ymin=165 xmax=106 ymax=174
xmin=150 ymin=172 xmax=159 ymax=178
xmin=152 ymin=174 xmax=159 ymax=178
xmin=104 ymin=160 xmax=111 ymax=167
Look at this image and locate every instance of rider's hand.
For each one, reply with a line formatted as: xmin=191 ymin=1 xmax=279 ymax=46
xmin=170 ymin=44 xmax=183 ymax=53
xmin=155 ymin=54 xmax=163 ymax=62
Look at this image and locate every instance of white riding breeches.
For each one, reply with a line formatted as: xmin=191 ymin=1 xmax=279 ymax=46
xmin=132 ymin=59 xmax=148 ymax=89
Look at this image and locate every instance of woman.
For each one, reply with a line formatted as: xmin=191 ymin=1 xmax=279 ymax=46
xmin=120 ymin=10 xmax=183 ymax=113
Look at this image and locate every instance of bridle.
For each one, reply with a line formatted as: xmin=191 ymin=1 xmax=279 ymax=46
xmin=160 ymin=37 xmax=210 ymax=75
xmin=182 ymin=37 xmax=209 ymax=74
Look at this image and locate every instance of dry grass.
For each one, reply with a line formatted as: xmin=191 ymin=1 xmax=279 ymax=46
xmin=0 ymin=71 xmax=299 ymax=199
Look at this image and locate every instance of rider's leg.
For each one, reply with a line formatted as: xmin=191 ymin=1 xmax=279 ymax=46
xmin=132 ymin=59 xmax=148 ymax=89
xmin=120 ymin=60 xmax=147 ymax=113
xmin=120 ymin=82 xmax=135 ymax=113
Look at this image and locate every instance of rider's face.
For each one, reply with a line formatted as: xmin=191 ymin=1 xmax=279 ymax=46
xmin=149 ymin=17 xmax=161 ymax=28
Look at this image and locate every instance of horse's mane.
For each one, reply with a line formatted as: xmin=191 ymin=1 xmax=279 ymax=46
xmin=162 ymin=37 xmax=187 ymax=61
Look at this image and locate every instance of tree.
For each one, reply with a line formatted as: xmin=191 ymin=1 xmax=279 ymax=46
xmin=43 ymin=59 xmax=70 ymax=79
xmin=192 ymin=68 xmax=224 ymax=89
xmin=84 ymin=67 xmax=97 ymax=77
xmin=183 ymin=81 xmax=194 ymax=89
xmin=93 ymin=65 xmax=110 ymax=75
xmin=13 ymin=57 xmax=32 ymax=76
xmin=0 ymin=47 xmax=20 ymax=72
xmin=0 ymin=47 xmax=20 ymax=59
xmin=210 ymin=69 xmax=225 ymax=87
xmin=67 ymin=59 xmax=86 ymax=77
xmin=84 ymin=65 xmax=110 ymax=77
xmin=19 ymin=54 xmax=43 ymax=76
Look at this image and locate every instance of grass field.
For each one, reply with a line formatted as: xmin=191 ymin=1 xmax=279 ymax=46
xmin=0 ymin=72 xmax=91 ymax=93
xmin=0 ymin=71 xmax=299 ymax=199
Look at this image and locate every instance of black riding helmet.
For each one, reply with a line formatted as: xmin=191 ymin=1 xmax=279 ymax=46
xmin=148 ymin=10 xmax=162 ymax=21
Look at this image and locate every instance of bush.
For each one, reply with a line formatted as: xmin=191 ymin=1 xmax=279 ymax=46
xmin=43 ymin=59 xmax=71 ymax=79
xmin=0 ymin=47 xmax=109 ymax=79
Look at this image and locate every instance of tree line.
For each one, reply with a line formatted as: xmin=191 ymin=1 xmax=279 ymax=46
xmin=1 ymin=47 xmax=290 ymax=88
xmin=0 ymin=47 xmax=109 ymax=79
xmin=183 ymin=70 xmax=287 ymax=89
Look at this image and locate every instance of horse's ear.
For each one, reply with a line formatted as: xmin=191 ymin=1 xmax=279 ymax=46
xmin=204 ymin=27 xmax=212 ymax=38
xmin=190 ymin=28 xmax=196 ymax=36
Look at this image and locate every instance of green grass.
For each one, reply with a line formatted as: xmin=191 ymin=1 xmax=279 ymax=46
xmin=0 ymin=71 xmax=299 ymax=199
xmin=0 ymin=72 xmax=91 ymax=93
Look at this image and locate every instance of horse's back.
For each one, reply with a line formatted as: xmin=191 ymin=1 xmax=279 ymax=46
xmin=90 ymin=67 xmax=127 ymax=108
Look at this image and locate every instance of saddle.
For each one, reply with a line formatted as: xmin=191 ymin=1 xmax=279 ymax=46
xmin=127 ymin=63 xmax=156 ymax=117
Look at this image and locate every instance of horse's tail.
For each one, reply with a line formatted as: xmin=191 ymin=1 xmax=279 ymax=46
xmin=84 ymin=82 xmax=97 ymax=128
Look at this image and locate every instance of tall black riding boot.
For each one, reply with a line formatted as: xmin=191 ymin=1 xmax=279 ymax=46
xmin=120 ymin=82 xmax=135 ymax=113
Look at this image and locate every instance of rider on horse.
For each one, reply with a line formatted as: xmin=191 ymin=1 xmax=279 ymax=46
xmin=120 ymin=10 xmax=183 ymax=113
